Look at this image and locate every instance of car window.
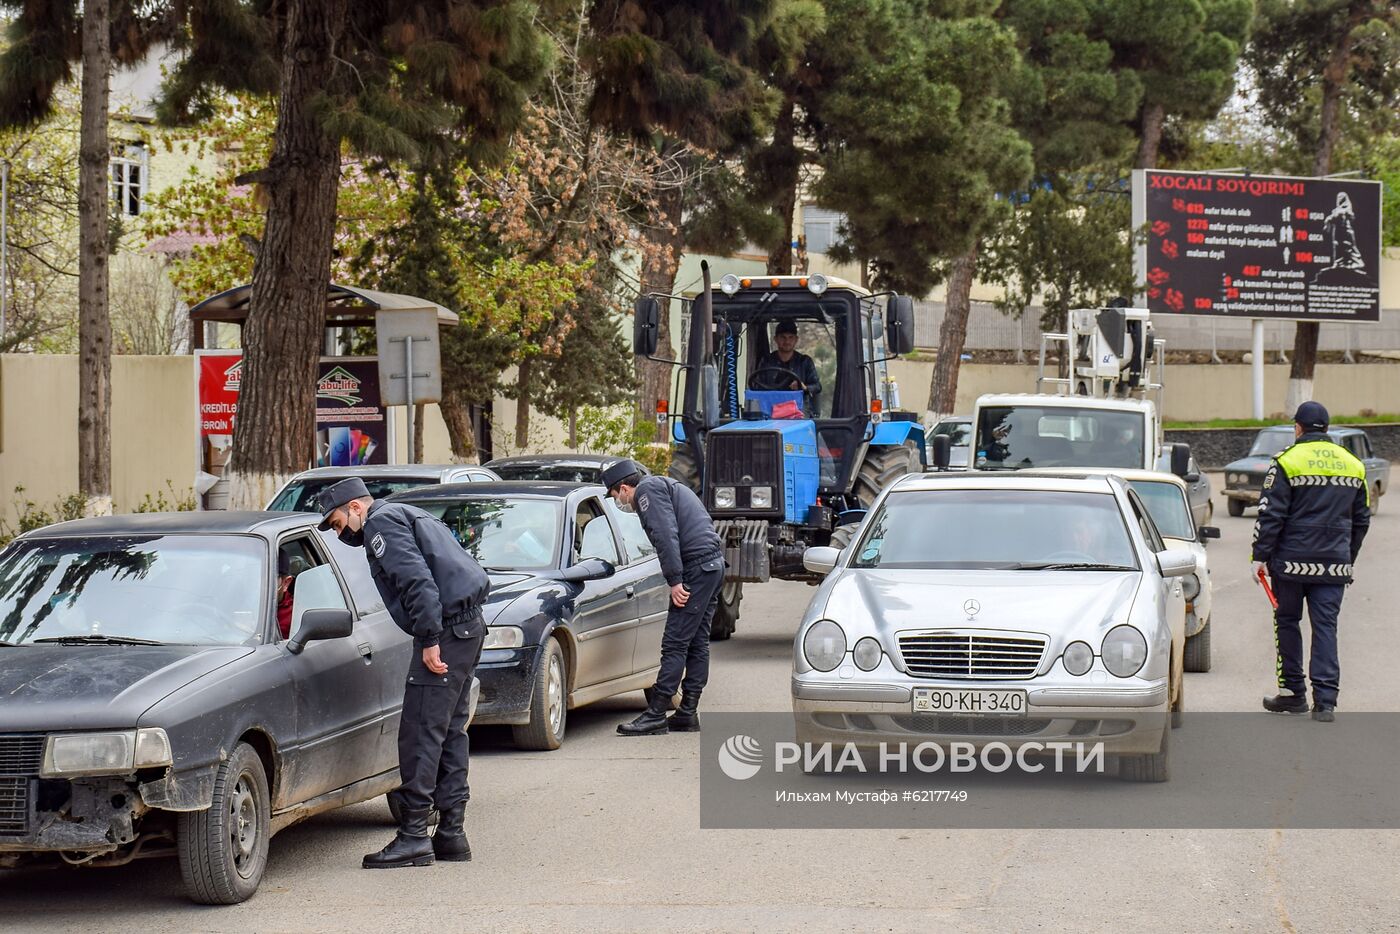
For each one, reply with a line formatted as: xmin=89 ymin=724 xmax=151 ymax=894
xmin=1127 ymin=481 xmax=1195 ymax=540
xmin=930 ymin=421 xmax=971 ymax=446
xmin=1248 ymin=430 xmax=1293 ymax=458
xmin=491 ymin=463 xmax=605 ymax=483
xmin=289 ymin=565 xmax=348 ymax=629
xmin=412 ymin=497 xmax=563 ymax=571
xmin=974 ymin=406 xmax=1145 ymax=469
xmin=575 ymin=498 xmax=620 ymax=564
xmin=1360 ymin=435 xmax=1373 ymax=459
xmin=851 ymin=489 xmax=1138 ymax=570
xmin=269 ymin=477 xmax=438 ymax=512
xmin=1126 ymin=490 xmax=1168 ymax=553
xmin=319 ymin=530 xmax=384 ymax=614
xmin=608 ymin=501 xmax=656 ymax=563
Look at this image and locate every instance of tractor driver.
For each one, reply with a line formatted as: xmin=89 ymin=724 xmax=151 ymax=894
xmin=751 ymin=321 xmax=822 ymax=411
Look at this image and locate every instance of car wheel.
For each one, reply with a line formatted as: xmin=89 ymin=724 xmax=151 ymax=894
xmin=1184 ymin=620 xmax=1212 ymax=673
xmin=711 ymin=580 xmax=741 ymax=641
xmin=177 ymin=742 xmax=270 ymax=904
xmin=1205 ymin=501 xmax=1214 ymax=524
xmin=1227 ymin=498 xmax=1244 ymax=518
xmin=1119 ymin=721 xmax=1170 ymax=783
xmin=513 ymin=637 xmax=567 ymax=751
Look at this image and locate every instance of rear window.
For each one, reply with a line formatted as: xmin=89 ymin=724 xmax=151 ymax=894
xmin=269 ymin=477 xmax=438 ymax=513
xmin=491 ymin=464 xmax=605 ymax=484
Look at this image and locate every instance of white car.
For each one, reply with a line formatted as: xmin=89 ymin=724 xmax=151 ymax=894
xmin=793 ymin=472 xmax=1192 ymax=782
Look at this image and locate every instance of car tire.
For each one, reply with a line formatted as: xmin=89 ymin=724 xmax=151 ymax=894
xmin=1184 ymin=620 xmax=1212 ymax=673
xmin=177 ymin=741 xmax=270 ymax=905
xmin=1119 ymin=721 xmax=1170 ymax=783
xmin=1227 ymin=498 xmax=1244 ymax=518
xmin=513 ymin=636 xmax=567 ymax=751
xmin=711 ymin=580 xmax=741 ymax=641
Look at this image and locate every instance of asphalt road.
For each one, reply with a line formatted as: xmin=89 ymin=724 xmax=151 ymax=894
xmin=4 ymin=475 xmax=1398 ymax=932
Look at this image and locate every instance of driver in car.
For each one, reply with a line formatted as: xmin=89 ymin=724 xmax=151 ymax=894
xmin=753 ymin=320 xmax=822 ymax=411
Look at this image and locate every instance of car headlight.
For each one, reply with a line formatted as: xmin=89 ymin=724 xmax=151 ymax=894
xmin=483 ymin=626 xmax=524 ymax=650
xmin=714 ymin=486 xmax=736 ymax=509
xmin=42 ymin=728 xmax=172 ymax=776
xmin=1062 ymin=641 xmax=1094 ymax=676
xmin=1101 ymin=625 xmax=1148 ymax=678
xmin=750 ymin=486 xmax=772 ymax=509
xmin=1181 ymin=573 xmax=1201 ymax=601
xmin=852 ymin=637 xmax=882 ymax=671
xmin=802 ymin=620 xmax=846 ymax=672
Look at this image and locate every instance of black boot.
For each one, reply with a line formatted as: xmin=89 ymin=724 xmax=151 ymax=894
xmin=432 ymin=802 xmax=472 ymax=862
xmin=668 ymin=694 xmax=701 ymax=733
xmin=1262 ymin=692 xmax=1309 ymax=714
xmin=1312 ymin=705 xmax=1335 ymax=722
xmin=642 ymin=686 xmax=677 ymax=711
xmin=363 ymin=807 xmax=435 ymax=869
xmin=618 ymin=694 xmax=671 ymax=736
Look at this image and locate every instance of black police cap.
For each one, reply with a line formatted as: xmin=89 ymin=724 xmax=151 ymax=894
xmin=601 ymin=458 xmax=645 ymax=496
xmin=316 ymin=476 xmax=371 ymax=530
xmin=1294 ymin=400 xmax=1329 ymax=432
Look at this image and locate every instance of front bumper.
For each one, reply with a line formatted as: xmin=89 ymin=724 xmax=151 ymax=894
xmin=1222 ymin=487 xmax=1260 ymax=503
xmin=470 ymin=646 xmax=539 ymax=726
xmin=791 ymin=675 xmax=1169 ymax=755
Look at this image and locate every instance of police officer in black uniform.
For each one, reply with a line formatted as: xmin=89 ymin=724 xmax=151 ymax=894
xmin=602 ymin=459 xmax=725 ymax=735
xmin=316 ymin=477 xmax=490 ymax=867
xmin=1252 ymin=401 xmax=1370 ymax=722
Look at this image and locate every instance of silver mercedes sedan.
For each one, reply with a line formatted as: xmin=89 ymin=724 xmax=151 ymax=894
xmin=792 ymin=472 xmax=1192 ymax=781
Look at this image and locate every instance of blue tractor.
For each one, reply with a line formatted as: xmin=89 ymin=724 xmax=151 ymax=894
xmin=633 ymin=263 xmax=927 ymax=638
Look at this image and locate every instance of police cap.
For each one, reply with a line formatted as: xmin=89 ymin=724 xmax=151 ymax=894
xmin=601 ymin=459 xmax=645 ymax=497
xmin=316 ymin=476 xmax=371 ymax=530
xmin=1294 ymin=400 xmax=1329 ymax=432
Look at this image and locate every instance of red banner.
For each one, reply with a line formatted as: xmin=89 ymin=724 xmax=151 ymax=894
xmin=197 ymin=351 xmax=243 ymax=438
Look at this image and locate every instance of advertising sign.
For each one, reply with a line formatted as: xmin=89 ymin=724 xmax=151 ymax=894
xmin=196 ymin=350 xmax=243 ymax=437
xmin=314 ymin=357 xmax=388 ymax=467
xmin=1132 ymin=169 xmax=1383 ymax=322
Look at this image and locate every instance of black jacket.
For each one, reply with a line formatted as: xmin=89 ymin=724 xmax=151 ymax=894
xmin=634 ymin=475 xmax=723 ymax=586
xmin=1252 ymin=432 xmax=1371 ymax=583
xmin=364 ymin=500 xmax=490 ymax=647
xmin=755 ymin=350 xmax=822 ymax=397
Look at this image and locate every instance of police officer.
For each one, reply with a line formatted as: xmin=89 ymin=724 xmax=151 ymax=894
xmin=602 ymin=459 xmax=725 ymax=735
xmin=1252 ymin=401 xmax=1370 ymax=722
xmin=316 ymin=477 xmax=490 ymax=867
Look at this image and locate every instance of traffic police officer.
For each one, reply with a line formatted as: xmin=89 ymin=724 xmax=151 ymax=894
xmin=602 ymin=459 xmax=725 ymax=735
xmin=1252 ymin=401 xmax=1370 ymax=721
xmin=316 ymin=477 xmax=490 ymax=866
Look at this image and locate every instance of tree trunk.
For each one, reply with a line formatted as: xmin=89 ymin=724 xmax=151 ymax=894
xmin=927 ymin=243 xmax=979 ymax=418
xmin=225 ymin=0 xmax=348 ymax=509
xmin=77 ymin=0 xmax=112 ymax=517
xmin=568 ymin=410 xmax=578 ymax=449
xmin=1287 ymin=4 xmax=1363 ymax=414
xmin=514 ymin=356 xmax=532 ymax=449
xmin=765 ymin=94 xmax=799 ymax=276
xmin=439 ymin=390 xmax=478 ymax=461
xmin=1134 ymin=101 xmax=1165 ymax=170
xmin=413 ymin=403 xmax=425 ymax=463
xmin=636 ymin=180 xmax=685 ymax=433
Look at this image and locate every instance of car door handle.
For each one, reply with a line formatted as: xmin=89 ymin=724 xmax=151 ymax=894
xmin=626 ymin=585 xmax=635 ymax=598
xmin=357 ymin=642 xmax=373 ymax=660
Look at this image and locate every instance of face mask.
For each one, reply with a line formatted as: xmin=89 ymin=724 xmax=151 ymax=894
xmin=614 ymin=501 xmax=635 ymax=514
xmin=339 ymin=527 xmax=365 ymax=548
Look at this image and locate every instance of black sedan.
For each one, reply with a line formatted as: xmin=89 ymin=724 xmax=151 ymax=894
xmin=0 ymin=511 xmax=470 ymax=904
xmin=389 ymin=482 xmax=669 ymax=750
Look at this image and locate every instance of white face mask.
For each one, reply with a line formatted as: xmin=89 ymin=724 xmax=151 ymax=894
xmin=614 ymin=501 xmax=636 ymax=514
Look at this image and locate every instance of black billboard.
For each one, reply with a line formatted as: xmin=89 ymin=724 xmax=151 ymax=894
xmin=1132 ymin=169 xmax=1383 ymax=322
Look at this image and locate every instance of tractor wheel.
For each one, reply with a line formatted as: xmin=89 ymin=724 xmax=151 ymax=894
xmin=829 ymin=523 xmax=858 ymax=553
xmin=711 ymin=581 xmax=741 ymax=641
xmin=852 ymin=441 xmax=919 ymax=508
xmin=668 ymin=447 xmax=700 ymax=492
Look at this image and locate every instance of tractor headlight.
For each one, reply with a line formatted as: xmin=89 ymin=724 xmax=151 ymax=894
xmin=807 ymin=273 xmax=828 ymax=296
xmin=719 ymin=274 xmax=741 ymax=296
xmin=1102 ymin=626 xmax=1148 ymax=678
xmin=714 ymin=487 xmax=736 ymax=509
xmin=750 ymin=486 xmax=772 ymax=509
xmin=803 ymin=620 xmax=846 ymax=672
xmin=42 ymin=728 xmax=172 ymax=776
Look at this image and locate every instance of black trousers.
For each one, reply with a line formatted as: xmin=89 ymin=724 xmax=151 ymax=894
xmin=652 ymin=557 xmax=724 ymax=700
xmin=1273 ymin=578 xmax=1344 ymax=707
xmin=398 ymin=616 xmax=484 ymax=813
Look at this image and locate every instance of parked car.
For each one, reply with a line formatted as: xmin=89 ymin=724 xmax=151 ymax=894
xmin=265 ymin=464 xmax=499 ymax=512
xmin=1159 ymin=443 xmax=1213 ymax=527
xmin=926 ymin=416 xmax=972 ymax=470
xmin=0 ymin=512 xmax=476 ymax=903
xmin=483 ymin=453 xmax=619 ymax=484
xmin=389 ymin=481 xmax=668 ymax=750
xmin=795 ymin=471 xmax=1190 ymax=782
xmin=1222 ymin=426 xmax=1389 ymax=517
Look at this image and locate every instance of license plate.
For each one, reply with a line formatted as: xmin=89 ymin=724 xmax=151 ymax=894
xmin=912 ymin=687 xmax=1027 ymax=716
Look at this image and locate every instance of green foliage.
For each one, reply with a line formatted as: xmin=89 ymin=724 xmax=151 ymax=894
xmin=573 ymin=405 xmax=670 ymax=474
xmin=129 ymin=483 xmax=198 ymax=513
xmin=0 ymin=485 xmax=86 ymax=546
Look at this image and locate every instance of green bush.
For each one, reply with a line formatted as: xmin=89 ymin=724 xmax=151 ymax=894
xmin=0 ymin=486 xmax=87 ymax=546
xmin=575 ymin=406 xmax=672 ymax=476
xmin=131 ymin=482 xmax=198 ymax=513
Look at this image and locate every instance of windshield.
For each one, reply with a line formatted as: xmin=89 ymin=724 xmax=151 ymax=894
xmin=1127 ymin=481 xmax=1195 ymax=540
xmin=975 ymin=406 xmax=1147 ymax=470
xmin=269 ymin=477 xmax=437 ymax=512
xmin=931 ymin=421 xmax=972 ymax=446
xmin=412 ymin=498 xmax=563 ymax=571
xmin=852 ymin=489 xmax=1139 ymax=570
xmin=1247 ymin=430 xmax=1294 ymax=458
xmin=491 ymin=464 xmax=604 ymax=484
xmin=0 ymin=535 xmax=265 ymax=645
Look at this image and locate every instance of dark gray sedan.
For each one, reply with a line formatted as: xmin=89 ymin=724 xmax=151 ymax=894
xmin=1222 ymin=426 xmax=1389 ymax=516
xmin=0 ymin=512 xmax=469 ymax=904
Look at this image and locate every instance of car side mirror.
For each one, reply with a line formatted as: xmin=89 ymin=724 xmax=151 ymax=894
xmin=1157 ymin=549 xmax=1198 ymax=579
xmin=1185 ymin=471 xmax=1201 ymax=483
xmin=1169 ymin=443 xmax=1191 ymax=478
xmin=1198 ymin=526 xmax=1221 ymax=542
xmin=562 ymin=557 xmax=615 ymax=583
xmin=930 ymin=434 xmax=951 ymax=471
xmin=286 ymin=607 xmax=354 ymax=655
xmin=803 ymin=545 xmax=841 ymax=575
xmin=633 ymin=296 xmax=661 ymax=356
xmin=885 ymin=295 xmax=916 ymax=356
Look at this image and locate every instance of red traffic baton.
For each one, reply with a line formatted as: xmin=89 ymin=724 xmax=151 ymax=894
xmin=1257 ymin=566 xmax=1278 ymax=610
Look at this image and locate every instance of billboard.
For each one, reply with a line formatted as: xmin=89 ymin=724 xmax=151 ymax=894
xmin=196 ymin=350 xmax=242 ymax=438
xmin=1133 ymin=169 xmax=1383 ymax=322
